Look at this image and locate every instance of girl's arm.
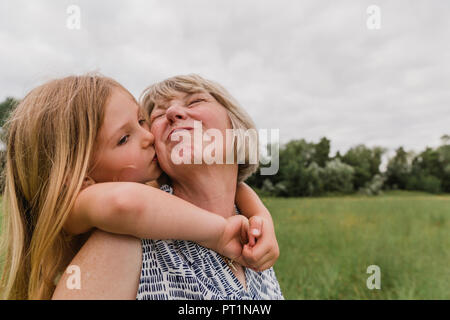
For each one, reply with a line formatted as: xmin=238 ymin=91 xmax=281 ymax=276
xmin=64 ymin=182 xmax=248 ymax=260
xmin=235 ymin=182 xmax=274 ymax=223
xmin=235 ymin=182 xmax=280 ymax=271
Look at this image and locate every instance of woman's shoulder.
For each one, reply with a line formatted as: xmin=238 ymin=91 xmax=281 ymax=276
xmin=85 ymin=229 xmax=142 ymax=252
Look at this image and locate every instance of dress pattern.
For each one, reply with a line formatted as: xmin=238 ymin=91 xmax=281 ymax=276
xmin=136 ymin=185 xmax=284 ymax=300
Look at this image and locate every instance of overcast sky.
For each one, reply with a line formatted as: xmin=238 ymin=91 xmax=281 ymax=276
xmin=1 ymin=0 xmax=449 ymax=163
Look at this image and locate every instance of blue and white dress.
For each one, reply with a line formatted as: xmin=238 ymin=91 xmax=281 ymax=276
xmin=136 ymin=185 xmax=284 ymax=300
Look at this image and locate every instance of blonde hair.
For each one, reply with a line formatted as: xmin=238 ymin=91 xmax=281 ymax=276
xmin=0 ymin=74 xmax=128 ymax=299
xmin=140 ymin=74 xmax=259 ymax=183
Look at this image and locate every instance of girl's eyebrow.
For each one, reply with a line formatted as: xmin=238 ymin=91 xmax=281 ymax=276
xmin=106 ymin=121 xmax=131 ymax=144
xmin=107 ymin=109 xmax=140 ymax=144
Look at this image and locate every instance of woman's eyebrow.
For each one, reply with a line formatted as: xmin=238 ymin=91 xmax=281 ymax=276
xmin=153 ymin=102 xmax=170 ymax=112
xmin=187 ymin=92 xmax=205 ymax=99
xmin=152 ymin=93 xmax=200 ymax=113
xmin=151 ymin=97 xmax=178 ymax=114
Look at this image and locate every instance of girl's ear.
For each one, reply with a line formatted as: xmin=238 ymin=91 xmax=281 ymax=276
xmin=81 ymin=176 xmax=96 ymax=191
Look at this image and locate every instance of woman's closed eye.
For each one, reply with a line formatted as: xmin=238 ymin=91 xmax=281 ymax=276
xmin=151 ymin=112 xmax=164 ymax=121
xmin=189 ymin=98 xmax=206 ymax=106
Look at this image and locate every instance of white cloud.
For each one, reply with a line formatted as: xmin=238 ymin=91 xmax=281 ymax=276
xmin=0 ymin=0 xmax=449 ymax=159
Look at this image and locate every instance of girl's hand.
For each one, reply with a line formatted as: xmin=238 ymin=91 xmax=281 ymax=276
xmin=241 ymin=216 xmax=280 ymax=272
xmin=213 ymin=215 xmax=249 ymax=261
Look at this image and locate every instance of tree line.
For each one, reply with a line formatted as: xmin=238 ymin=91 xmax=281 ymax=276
xmin=1 ymin=97 xmax=448 ymax=196
xmin=247 ymin=136 xmax=450 ymax=197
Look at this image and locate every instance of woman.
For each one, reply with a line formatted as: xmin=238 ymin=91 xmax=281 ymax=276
xmin=52 ymin=75 xmax=283 ymax=299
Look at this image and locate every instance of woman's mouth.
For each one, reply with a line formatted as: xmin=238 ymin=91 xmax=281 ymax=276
xmin=168 ymin=127 xmax=193 ymax=140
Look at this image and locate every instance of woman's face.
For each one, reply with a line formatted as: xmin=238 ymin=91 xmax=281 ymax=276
xmin=89 ymin=88 xmax=162 ymax=183
xmin=149 ymin=91 xmax=233 ymax=174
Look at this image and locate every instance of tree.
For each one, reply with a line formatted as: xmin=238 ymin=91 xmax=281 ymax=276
xmin=0 ymin=97 xmax=19 ymax=127
xmin=245 ymin=137 xmax=450 ymax=197
xmin=441 ymin=134 xmax=450 ymax=146
xmin=312 ymin=137 xmax=331 ymax=167
xmin=321 ymin=158 xmax=354 ymax=194
xmin=437 ymin=143 xmax=450 ymax=192
xmin=341 ymin=145 xmax=385 ymax=191
xmin=411 ymin=147 xmax=441 ymax=178
xmin=407 ymin=147 xmax=443 ymax=193
xmin=385 ymin=147 xmax=413 ymax=190
xmin=277 ymin=139 xmax=316 ymax=196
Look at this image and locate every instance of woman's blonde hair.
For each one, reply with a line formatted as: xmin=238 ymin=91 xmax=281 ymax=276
xmin=140 ymin=74 xmax=259 ymax=183
xmin=0 ymin=74 xmax=129 ymax=299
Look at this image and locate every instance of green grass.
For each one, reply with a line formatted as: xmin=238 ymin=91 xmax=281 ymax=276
xmin=267 ymin=191 xmax=450 ymax=299
xmin=1 ymin=191 xmax=449 ymax=299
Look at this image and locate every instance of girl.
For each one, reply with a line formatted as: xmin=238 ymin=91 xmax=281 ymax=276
xmin=0 ymin=74 xmax=278 ymax=300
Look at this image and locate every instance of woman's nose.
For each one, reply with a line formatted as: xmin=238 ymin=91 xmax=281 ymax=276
xmin=166 ymin=104 xmax=187 ymax=123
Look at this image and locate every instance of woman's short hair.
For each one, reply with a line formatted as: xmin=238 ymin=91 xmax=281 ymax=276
xmin=140 ymin=74 xmax=259 ymax=183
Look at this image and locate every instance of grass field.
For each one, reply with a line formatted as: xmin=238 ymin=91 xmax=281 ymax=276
xmin=267 ymin=191 xmax=450 ymax=299
xmin=0 ymin=191 xmax=449 ymax=299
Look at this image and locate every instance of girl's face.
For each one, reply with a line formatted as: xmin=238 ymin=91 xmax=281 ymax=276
xmin=89 ymin=88 xmax=162 ymax=183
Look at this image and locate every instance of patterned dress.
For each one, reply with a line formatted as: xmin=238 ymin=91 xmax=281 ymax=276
xmin=136 ymin=185 xmax=284 ymax=300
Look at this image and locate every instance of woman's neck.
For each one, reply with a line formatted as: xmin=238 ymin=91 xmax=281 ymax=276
xmin=170 ymin=165 xmax=238 ymax=219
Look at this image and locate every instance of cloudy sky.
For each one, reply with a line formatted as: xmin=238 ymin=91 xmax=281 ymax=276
xmin=1 ymin=0 xmax=449 ymax=164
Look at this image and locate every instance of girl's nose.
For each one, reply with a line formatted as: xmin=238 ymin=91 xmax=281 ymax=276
xmin=141 ymin=128 xmax=155 ymax=148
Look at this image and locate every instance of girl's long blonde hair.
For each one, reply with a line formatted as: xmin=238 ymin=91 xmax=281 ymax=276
xmin=0 ymin=74 xmax=126 ymax=299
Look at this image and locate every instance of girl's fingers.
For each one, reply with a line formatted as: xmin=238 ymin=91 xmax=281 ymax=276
xmin=240 ymin=216 xmax=249 ymax=245
xmin=256 ymin=252 xmax=277 ymax=271
xmin=248 ymin=216 xmax=263 ymax=247
xmin=249 ymin=216 xmax=263 ymax=237
xmin=248 ymin=232 xmax=256 ymax=247
xmin=247 ymin=251 xmax=274 ymax=272
xmin=241 ymin=244 xmax=255 ymax=265
xmin=242 ymin=243 xmax=270 ymax=267
xmin=247 ymin=238 xmax=269 ymax=261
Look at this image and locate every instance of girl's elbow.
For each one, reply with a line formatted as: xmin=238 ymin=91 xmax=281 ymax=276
xmin=108 ymin=184 xmax=145 ymax=217
xmin=107 ymin=184 xmax=137 ymax=213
